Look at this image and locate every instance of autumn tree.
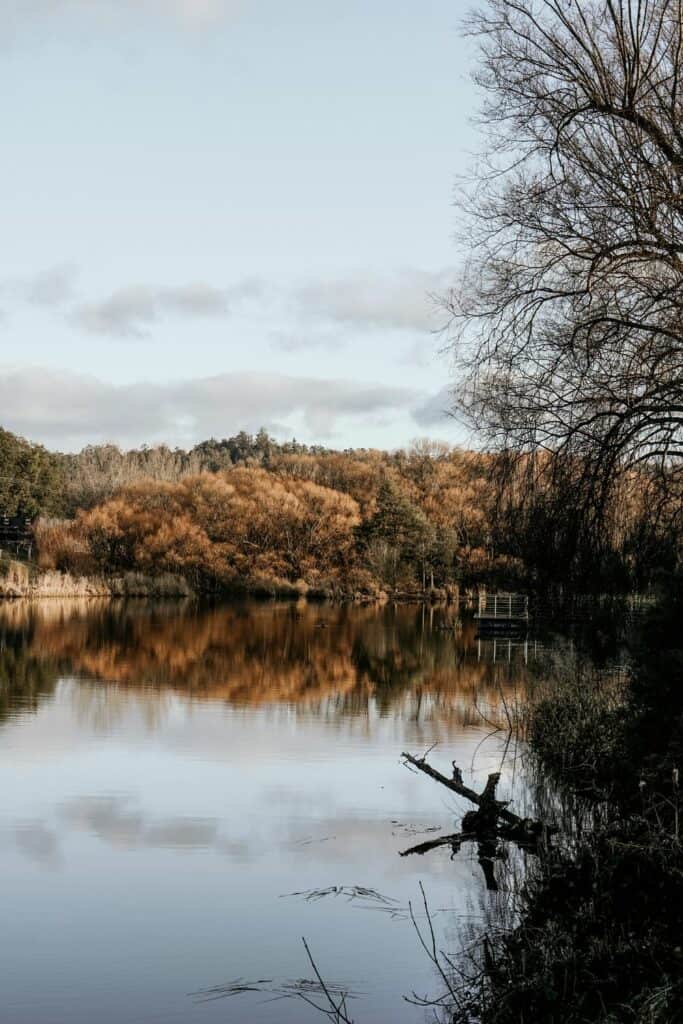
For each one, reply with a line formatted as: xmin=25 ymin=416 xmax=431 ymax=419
xmin=73 ymin=470 xmax=362 ymax=593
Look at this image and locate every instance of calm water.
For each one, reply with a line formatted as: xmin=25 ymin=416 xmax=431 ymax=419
xmin=0 ymin=599 xmax=541 ymax=1024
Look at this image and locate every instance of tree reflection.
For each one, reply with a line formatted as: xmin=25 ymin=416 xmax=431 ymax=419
xmin=0 ymin=599 xmax=531 ymax=725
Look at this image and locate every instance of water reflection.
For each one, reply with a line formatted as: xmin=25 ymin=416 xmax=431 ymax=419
xmin=0 ymin=598 xmax=543 ymax=1024
xmin=0 ymin=599 xmax=532 ymax=726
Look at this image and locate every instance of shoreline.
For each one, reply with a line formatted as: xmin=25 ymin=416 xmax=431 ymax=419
xmin=1 ymin=556 xmax=466 ymax=604
xmin=0 ymin=561 xmax=193 ymax=601
xmin=0 ymin=559 xmax=466 ymax=605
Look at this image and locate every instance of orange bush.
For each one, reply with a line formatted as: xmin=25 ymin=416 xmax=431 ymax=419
xmin=72 ymin=469 xmax=362 ymax=592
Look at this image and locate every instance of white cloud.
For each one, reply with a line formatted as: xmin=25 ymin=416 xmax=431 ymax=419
xmin=269 ymin=328 xmax=342 ymax=353
xmin=162 ymin=0 xmax=242 ymax=24
xmin=71 ymin=283 xmax=232 ymax=338
xmin=66 ymin=269 xmax=453 ymax=341
xmin=0 ymin=366 xmax=422 ymax=450
xmin=293 ymin=268 xmax=453 ymax=333
xmin=24 ymin=264 xmax=77 ymax=307
xmin=400 ymin=338 xmax=438 ymax=368
xmin=0 ymin=265 xmax=77 ymax=315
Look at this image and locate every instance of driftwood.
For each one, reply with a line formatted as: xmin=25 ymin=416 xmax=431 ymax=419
xmin=401 ymin=752 xmax=524 ymax=828
xmin=400 ymin=751 xmax=549 ymax=891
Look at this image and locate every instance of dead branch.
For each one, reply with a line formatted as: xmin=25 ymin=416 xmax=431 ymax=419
xmin=401 ymin=751 xmax=523 ymax=827
xmin=399 ymin=831 xmax=467 ymax=857
xmin=300 ymin=937 xmax=354 ymax=1024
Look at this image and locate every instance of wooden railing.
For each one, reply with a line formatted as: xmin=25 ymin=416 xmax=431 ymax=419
xmin=0 ymin=515 xmax=34 ymax=559
xmin=475 ymin=592 xmax=529 ymax=621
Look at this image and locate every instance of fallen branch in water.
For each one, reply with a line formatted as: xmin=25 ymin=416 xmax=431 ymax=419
xmin=400 ymin=752 xmax=551 ymax=890
xmin=399 ymin=820 xmax=544 ymax=859
xmin=400 ymin=750 xmax=552 ymax=848
xmin=401 ymin=751 xmax=523 ymax=827
xmin=399 ymin=831 xmax=469 ymax=857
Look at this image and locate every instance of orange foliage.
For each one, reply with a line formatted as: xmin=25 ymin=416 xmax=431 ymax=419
xmin=72 ymin=469 xmax=362 ymax=592
xmin=33 ymin=440 xmax=541 ymax=593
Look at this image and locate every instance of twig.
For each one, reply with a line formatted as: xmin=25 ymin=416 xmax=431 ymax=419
xmin=407 ymin=882 xmax=458 ymax=1008
xmin=301 ymin=937 xmax=354 ymax=1024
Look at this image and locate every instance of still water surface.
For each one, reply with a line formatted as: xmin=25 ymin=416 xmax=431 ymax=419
xmin=1 ymin=599 xmax=541 ymax=1023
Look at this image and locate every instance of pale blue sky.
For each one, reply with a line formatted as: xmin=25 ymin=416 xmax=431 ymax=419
xmin=0 ymin=1 xmax=479 ymax=451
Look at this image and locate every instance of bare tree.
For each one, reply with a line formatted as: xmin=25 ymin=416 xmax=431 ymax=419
xmin=448 ymin=0 xmax=683 ymax=497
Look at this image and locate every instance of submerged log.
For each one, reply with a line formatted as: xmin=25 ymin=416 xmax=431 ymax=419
xmin=401 ymin=752 xmax=523 ymax=828
xmin=400 ymin=751 xmax=550 ymax=890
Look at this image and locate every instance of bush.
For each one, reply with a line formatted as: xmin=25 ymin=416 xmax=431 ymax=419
xmin=34 ymin=517 xmax=96 ymax=576
xmin=460 ymin=581 xmax=683 ymax=1024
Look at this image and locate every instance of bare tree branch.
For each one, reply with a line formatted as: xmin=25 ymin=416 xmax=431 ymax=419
xmin=448 ymin=0 xmax=683 ymax=497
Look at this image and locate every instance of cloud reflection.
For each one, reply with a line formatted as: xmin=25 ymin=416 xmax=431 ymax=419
xmin=14 ymin=821 xmax=61 ymax=868
xmin=59 ymin=796 xmax=219 ymax=851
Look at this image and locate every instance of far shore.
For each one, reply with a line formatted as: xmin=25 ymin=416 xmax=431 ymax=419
xmin=0 ymin=557 xmax=470 ymax=606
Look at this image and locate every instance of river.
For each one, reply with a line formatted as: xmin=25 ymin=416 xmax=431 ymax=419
xmin=0 ymin=598 xmax=549 ymax=1024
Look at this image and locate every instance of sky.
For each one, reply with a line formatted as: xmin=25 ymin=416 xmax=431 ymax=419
xmin=0 ymin=0 xmax=480 ymax=453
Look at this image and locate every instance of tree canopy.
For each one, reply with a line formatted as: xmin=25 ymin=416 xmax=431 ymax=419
xmin=0 ymin=428 xmax=65 ymax=518
xmin=449 ymin=0 xmax=683 ymax=495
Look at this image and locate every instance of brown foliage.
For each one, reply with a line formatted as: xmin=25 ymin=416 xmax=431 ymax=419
xmin=31 ymin=438 xmax=672 ymax=592
xmin=34 ymin=517 xmax=95 ymax=575
xmin=70 ymin=469 xmax=362 ymax=592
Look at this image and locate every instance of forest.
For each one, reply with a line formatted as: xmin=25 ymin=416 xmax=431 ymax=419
xmin=0 ymin=424 xmax=678 ymax=599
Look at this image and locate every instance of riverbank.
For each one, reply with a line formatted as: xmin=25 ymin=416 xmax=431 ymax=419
xmin=0 ymin=555 xmax=466 ymax=604
xmin=456 ymin=576 xmax=683 ymax=1023
xmin=0 ymin=557 xmax=193 ymax=599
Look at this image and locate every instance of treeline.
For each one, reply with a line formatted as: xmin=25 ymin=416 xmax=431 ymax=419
xmin=0 ymin=426 xmax=677 ymax=596
xmin=33 ymin=441 xmax=504 ymax=596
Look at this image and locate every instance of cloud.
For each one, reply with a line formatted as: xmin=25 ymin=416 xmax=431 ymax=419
xmin=72 ymin=283 xmax=232 ymax=338
xmin=62 ymin=270 xmax=450 ymax=340
xmin=400 ymin=338 xmax=438 ymax=368
xmin=0 ymin=265 xmax=77 ymax=315
xmin=0 ymin=368 xmax=168 ymax=445
xmin=158 ymin=0 xmax=243 ymax=24
xmin=4 ymin=0 xmax=245 ymax=29
xmin=24 ymin=264 xmax=77 ymax=307
xmin=412 ymin=386 xmax=454 ymax=427
xmin=293 ymin=268 xmax=453 ymax=333
xmin=270 ymin=328 xmax=342 ymax=353
xmin=0 ymin=366 xmax=421 ymax=449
